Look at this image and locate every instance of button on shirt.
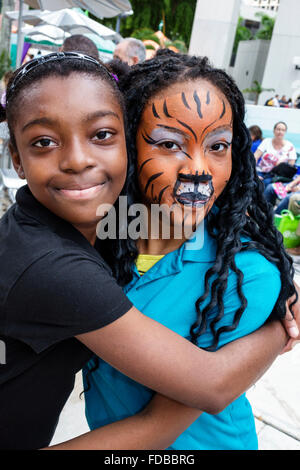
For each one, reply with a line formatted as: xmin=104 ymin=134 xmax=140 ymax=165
xmin=0 ymin=186 xmax=132 ymax=449
xmin=84 ymin=223 xmax=281 ymax=450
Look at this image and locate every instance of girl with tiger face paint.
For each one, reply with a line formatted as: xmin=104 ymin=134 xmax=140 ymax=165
xmin=83 ymin=51 xmax=300 ymax=451
xmin=136 ymin=79 xmax=232 ymax=239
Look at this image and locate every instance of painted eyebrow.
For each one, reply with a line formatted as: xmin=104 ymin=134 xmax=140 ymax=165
xmin=176 ymin=119 xmax=197 ymax=142
xmin=203 ymin=126 xmax=233 ymax=141
xmin=156 ymin=124 xmax=189 ymax=138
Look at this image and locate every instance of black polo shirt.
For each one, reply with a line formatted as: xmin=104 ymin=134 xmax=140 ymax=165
xmin=0 ymin=185 xmax=132 ymax=450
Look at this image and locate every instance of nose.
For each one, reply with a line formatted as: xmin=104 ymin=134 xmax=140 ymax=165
xmin=59 ymin=139 xmax=95 ymax=174
xmin=179 ymin=148 xmax=210 ymax=177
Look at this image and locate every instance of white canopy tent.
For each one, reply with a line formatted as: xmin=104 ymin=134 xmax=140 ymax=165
xmin=9 ymin=0 xmax=132 ymax=66
xmin=24 ymin=1 xmax=132 ymax=18
xmin=6 ymin=8 xmax=118 ymax=40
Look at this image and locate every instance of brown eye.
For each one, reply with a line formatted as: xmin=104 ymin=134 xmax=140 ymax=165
xmin=33 ymin=138 xmax=55 ymax=148
xmin=211 ymin=142 xmax=229 ymax=152
xmin=94 ymin=130 xmax=113 ymax=141
xmin=161 ymin=141 xmax=180 ymax=150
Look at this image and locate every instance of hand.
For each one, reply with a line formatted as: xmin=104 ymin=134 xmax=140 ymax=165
xmin=281 ymin=282 xmax=300 ymax=353
xmin=285 ymin=183 xmax=293 ymax=192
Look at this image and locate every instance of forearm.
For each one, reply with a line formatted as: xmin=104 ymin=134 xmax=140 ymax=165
xmin=211 ymin=320 xmax=288 ymax=412
xmin=77 ymin=309 xmax=288 ymax=413
xmin=254 ymin=150 xmax=262 ymax=162
xmin=45 ymin=395 xmax=201 ymax=450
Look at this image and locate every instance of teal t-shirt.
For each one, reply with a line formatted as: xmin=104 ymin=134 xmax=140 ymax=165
xmin=83 ymin=222 xmax=281 ymax=450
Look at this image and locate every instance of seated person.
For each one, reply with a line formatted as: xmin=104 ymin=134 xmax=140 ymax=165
xmin=254 ymin=122 xmax=296 ymax=188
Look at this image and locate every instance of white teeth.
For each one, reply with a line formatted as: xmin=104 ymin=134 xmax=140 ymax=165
xmin=176 ymin=182 xmax=211 ymax=197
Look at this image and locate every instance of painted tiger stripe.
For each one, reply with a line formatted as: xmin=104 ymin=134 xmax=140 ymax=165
xmin=163 ymin=100 xmax=172 ymax=118
xmin=152 ymin=102 xmax=160 ymax=119
xmin=181 ymin=92 xmax=191 ymax=109
xmin=219 ymin=100 xmax=226 ymax=119
xmin=144 ymin=172 xmax=164 ymax=194
xmin=193 ymin=91 xmax=203 ymax=118
xmin=206 ymin=91 xmax=210 ymax=105
xmin=157 ymin=185 xmax=170 ymax=204
xmin=138 ymin=157 xmax=154 ymax=175
xmin=141 ymin=132 xmax=156 ymax=145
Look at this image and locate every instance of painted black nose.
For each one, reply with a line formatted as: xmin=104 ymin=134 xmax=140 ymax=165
xmin=178 ymin=171 xmax=212 ymax=184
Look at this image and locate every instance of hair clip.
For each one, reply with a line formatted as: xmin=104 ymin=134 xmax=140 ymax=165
xmin=7 ymin=52 xmax=115 ymax=102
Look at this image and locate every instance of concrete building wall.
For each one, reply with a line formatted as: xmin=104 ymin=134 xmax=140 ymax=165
xmin=232 ymin=39 xmax=270 ymax=100
xmin=189 ymin=0 xmax=241 ymax=70
xmin=258 ymin=0 xmax=300 ymax=105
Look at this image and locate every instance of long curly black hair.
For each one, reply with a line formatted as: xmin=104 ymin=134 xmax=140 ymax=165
xmin=107 ymin=49 xmax=297 ymax=350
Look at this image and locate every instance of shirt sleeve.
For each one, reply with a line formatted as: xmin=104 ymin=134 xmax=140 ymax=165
xmin=287 ymin=143 xmax=297 ymax=161
xmin=4 ymin=250 xmax=133 ymax=353
xmin=196 ymin=250 xmax=281 ymax=350
xmin=256 ymin=138 xmax=268 ymax=154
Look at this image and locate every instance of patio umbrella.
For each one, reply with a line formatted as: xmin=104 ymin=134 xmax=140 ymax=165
xmin=10 ymin=0 xmax=132 ymax=66
xmin=7 ymin=9 xmax=118 ymax=39
xmin=24 ymin=25 xmax=115 ymax=55
xmin=24 ymin=1 xmax=132 ymax=19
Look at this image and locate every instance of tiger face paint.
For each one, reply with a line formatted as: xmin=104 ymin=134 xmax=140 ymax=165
xmin=136 ymin=79 xmax=233 ymax=232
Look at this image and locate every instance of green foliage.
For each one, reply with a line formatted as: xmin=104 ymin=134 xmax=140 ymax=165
xmin=165 ymin=39 xmax=187 ymax=53
xmin=131 ymin=28 xmax=160 ymax=45
xmin=254 ymin=12 xmax=275 ymax=40
xmin=98 ymin=0 xmax=196 ymax=48
xmin=0 ymin=49 xmax=11 ymax=80
xmin=243 ymin=80 xmax=275 ymax=105
xmin=233 ymin=17 xmax=253 ymax=55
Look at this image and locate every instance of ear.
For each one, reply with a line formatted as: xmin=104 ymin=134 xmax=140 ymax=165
xmin=131 ymin=56 xmax=139 ymax=65
xmin=9 ymin=143 xmax=26 ymax=179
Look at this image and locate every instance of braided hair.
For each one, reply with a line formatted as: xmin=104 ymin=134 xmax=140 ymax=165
xmin=110 ymin=49 xmax=297 ymax=350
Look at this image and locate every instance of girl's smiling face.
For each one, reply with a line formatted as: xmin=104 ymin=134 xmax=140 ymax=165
xmin=10 ymin=74 xmax=127 ymax=241
xmin=136 ymin=79 xmax=233 ymax=231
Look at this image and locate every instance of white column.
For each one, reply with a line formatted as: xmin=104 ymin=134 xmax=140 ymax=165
xmin=259 ymin=0 xmax=300 ymax=105
xmin=189 ymin=0 xmax=241 ymax=70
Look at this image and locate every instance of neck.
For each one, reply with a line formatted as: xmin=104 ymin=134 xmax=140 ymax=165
xmin=73 ymin=223 xmax=97 ymax=245
xmin=136 ymin=204 xmax=187 ymax=255
xmin=273 ymin=136 xmax=284 ymax=146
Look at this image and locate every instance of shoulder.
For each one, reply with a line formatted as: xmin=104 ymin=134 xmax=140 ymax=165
xmin=209 ymin=249 xmax=281 ymax=347
xmin=258 ymin=138 xmax=270 ymax=150
xmin=284 ymin=140 xmax=296 ymax=151
xmin=5 ymin=247 xmax=132 ymax=353
xmin=228 ymin=248 xmax=281 ymax=316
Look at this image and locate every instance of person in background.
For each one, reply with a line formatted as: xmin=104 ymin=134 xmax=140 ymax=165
xmin=60 ymin=34 xmax=99 ymax=60
xmin=254 ymin=121 xmax=297 ymax=188
xmin=279 ymin=95 xmax=288 ymax=107
xmin=249 ymin=125 xmax=263 ymax=154
xmin=264 ymin=174 xmax=300 ymax=214
xmin=272 ymin=94 xmax=280 ymax=107
xmin=113 ymin=38 xmax=146 ymax=66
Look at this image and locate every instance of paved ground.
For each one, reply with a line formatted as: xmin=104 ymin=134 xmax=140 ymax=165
xmin=1 ymin=189 xmax=299 ymax=450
